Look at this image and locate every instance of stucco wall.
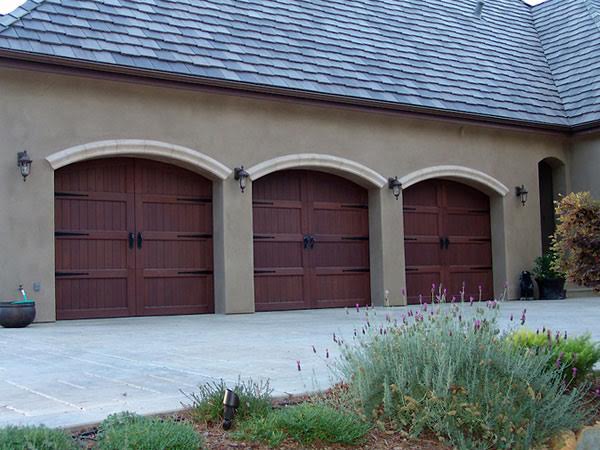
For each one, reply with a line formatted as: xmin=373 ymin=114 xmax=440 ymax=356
xmin=570 ymin=132 xmax=600 ymax=199
xmin=0 ymin=67 xmax=571 ymax=321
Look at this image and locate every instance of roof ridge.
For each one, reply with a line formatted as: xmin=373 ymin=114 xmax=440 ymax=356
xmin=528 ymin=1 xmax=569 ymax=122
xmin=0 ymin=0 xmax=46 ymax=33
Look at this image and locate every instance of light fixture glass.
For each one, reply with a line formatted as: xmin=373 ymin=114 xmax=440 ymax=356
xmin=17 ymin=151 xmax=32 ymax=181
xmin=516 ymin=185 xmax=528 ymax=206
xmin=388 ymin=176 xmax=402 ymax=200
xmin=234 ymin=166 xmax=249 ymax=193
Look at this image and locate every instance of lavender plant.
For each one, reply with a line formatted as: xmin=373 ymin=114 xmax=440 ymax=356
xmin=335 ymin=301 xmax=590 ymax=450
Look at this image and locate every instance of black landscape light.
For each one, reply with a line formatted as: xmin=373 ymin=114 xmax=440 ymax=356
xmin=222 ymin=388 xmax=240 ymax=430
xmin=515 ymin=185 xmax=528 ymax=206
xmin=17 ymin=151 xmax=32 ymax=181
xmin=388 ymin=176 xmax=402 ymax=200
xmin=234 ymin=166 xmax=249 ymax=193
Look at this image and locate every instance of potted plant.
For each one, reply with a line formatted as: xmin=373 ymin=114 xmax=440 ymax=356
xmin=0 ymin=285 xmax=36 ymax=328
xmin=532 ymin=252 xmax=566 ymax=300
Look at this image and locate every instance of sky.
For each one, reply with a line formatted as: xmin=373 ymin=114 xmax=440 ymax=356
xmin=0 ymin=0 xmax=550 ymax=16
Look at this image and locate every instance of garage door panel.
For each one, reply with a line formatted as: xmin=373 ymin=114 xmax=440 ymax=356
xmin=253 ymin=170 xmax=370 ymax=311
xmin=403 ymin=211 xmax=440 ymax=236
xmin=313 ymin=272 xmax=370 ymax=308
xmin=141 ymin=201 xmax=212 ymax=232
xmin=254 ymin=275 xmax=306 ymax=311
xmin=254 ymin=241 xmax=303 ymax=268
xmin=445 ymin=241 xmax=492 ymax=266
xmin=404 ymin=179 xmax=494 ymax=304
xmin=253 ymin=206 xmax=302 ymax=234
xmin=56 ymin=158 xmax=214 ymax=319
xmin=56 ymin=238 xmax=128 ymax=270
xmin=446 ymin=212 xmax=490 ymax=237
xmin=311 ymin=206 xmax=368 ymax=235
xmin=142 ymin=276 xmax=213 ymax=313
xmin=447 ymin=269 xmax=494 ymax=301
xmin=405 ymin=270 xmax=443 ymax=304
xmin=311 ymin=240 xmax=369 ymax=268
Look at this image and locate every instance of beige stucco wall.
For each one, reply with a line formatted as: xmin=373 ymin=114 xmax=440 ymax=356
xmin=0 ymin=66 xmax=571 ymax=321
xmin=570 ymin=131 xmax=600 ymax=199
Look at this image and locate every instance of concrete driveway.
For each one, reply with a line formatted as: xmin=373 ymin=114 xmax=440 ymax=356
xmin=1 ymin=298 xmax=599 ymax=429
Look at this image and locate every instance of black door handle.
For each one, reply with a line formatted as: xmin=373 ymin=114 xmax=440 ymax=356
xmin=128 ymin=232 xmax=135 ymax=249
xmin=309 ymin=236 xmax=316 ymax=249
xmin=303 ymin=235 xmax=310 ymax=249
xmin=137 ymin=232 xmax=143 ymax=249
xmin=444 ymin=237 xmax=450 ymax=249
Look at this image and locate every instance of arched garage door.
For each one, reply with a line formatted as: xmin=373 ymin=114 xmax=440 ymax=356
xmin=403 ymin=179 xmax=493 ymax=304
xmin=55 ymin=158 xmax=213 ymax=319
xmin=253 ymin=170 xmax=370 ymax=311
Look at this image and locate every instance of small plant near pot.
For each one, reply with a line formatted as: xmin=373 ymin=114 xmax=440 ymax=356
xmin=533 ymin=252 xmax=566 ymax=300
xmin=0 ymin=285 xmax=36 ymax=328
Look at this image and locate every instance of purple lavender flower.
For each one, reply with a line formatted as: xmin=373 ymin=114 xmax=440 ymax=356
xmin=326 ymin=349 xmax=329 ymax=359
xmin=312 ymin=345 xmax=316 ymax=354
xmin=297 ymin=360 xmax=301 ymax=371
xmin=474 ymin=319 xmax=481 ymax=331
xmin=510 ymin=314 xmax=514 ymax=321
xmin=355 ymin=303 xmax=360 ymax=313
xmin=572 ymin=367 xmax=577 ymax=378
xmin=520 ymin=309 xmax=526 ymax=325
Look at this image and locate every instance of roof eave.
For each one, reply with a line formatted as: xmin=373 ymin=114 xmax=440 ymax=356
xmin=0 ymin=49 xmax=572 ymax=135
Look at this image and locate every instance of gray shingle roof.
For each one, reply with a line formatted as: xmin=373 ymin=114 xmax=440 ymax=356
xmin=0 ymin=0 xmax=597 ymax=128
xmin=532 ymin=0 xmax=600 ymax=125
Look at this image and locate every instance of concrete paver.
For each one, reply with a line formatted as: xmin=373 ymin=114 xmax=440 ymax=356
xmin=0 ymin=298 xmax=598 ymax=428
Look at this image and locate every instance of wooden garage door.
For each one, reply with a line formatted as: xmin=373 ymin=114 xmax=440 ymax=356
xmin=253 ymin=170 xmax=370 ymax=311
xmin=55 ymin=158 xmax=213 ymax=320
xmin=403 ymin=179 xmax=493 ymax=304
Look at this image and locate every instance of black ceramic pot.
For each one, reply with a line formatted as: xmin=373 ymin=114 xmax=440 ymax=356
xmin=536 ymin=278 xmax=566 ymax=300
xmin=0 ymin=302 xmax=36 ymax=328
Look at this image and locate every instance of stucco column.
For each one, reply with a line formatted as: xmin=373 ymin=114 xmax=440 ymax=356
xmin=213 ymin=178 xmax=255 ymax=314
xmin=368 ymin=188 xmax=406 ymax=306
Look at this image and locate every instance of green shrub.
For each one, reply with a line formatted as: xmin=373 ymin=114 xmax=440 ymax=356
xmin=233 ymin=402 xmax=370 ymax=447
xmin=0 ymin=425 xmax=77 ymax=450
xmin=533 ymin=250 xmax=565 ymax=280
xmin=509 ymin=328 xmax=600 ymax=383
xmin=97 ymin=412 xmax=202 ymax=450
xmin=187 ymin=378 xmax=272 ymax=424
xmin=336 ymin=304 xmax=591 ymax=450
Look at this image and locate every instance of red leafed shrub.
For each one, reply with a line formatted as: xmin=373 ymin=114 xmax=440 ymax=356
xmin=552 ymin=192 xmax=600 ymax=292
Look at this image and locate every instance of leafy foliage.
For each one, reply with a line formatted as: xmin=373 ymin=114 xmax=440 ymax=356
xmin=233 ymin=402 xmax=370 ymax=447
xmin=187 ymin=378 xmax=272 ymax=425
xmin=335 ymin=303 xmax=591 ymax=450
xmin=509 ymin=328 xmax=600 ymax=383
xmin=97 ymin=412 xmax=202 ymax=450
xmin=552 ymin=192 xmax=600 ymax=291
xmin=532 ymin=251 xmax=565 ymax=280
xmin=0 ymin=426 xmax=78 ymax=450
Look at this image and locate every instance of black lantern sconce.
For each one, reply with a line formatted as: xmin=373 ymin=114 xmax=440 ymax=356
xmin=222 ymin=388 xmax=240 ymax=430
xmin=388 ymin=176 xmax=402 ymax=200
xmin=17 ymin=151 xmax=32 ymax=181
xmin=515 ymin=185 xmax=528 ymax=206
xmin=234 ymin=166 xmax=249 ymax=193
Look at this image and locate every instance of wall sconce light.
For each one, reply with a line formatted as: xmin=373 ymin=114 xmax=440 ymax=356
xmin=388 ymin=176 xmax=402 ymax=200
xmin=17 ymin=151 xmax=32 ymax=181
xmin=515 ymin=185 xmax=528 ymax=206
xmin=234 ymin=166 xmax=249 ymax=193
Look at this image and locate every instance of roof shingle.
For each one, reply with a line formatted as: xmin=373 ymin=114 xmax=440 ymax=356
xmin=0 ymin=0 xmax=597 ymax=127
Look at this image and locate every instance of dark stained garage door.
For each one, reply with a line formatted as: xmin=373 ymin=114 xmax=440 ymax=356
xmin=55 ymin=158 xmax=213 ymax=319
xmin=253 ymin=170 xmax=370 ymax=311
xmin=403 ymin=179 xmax=493 ymax=304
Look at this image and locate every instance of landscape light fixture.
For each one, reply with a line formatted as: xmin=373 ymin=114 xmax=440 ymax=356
xmin=515 ymin=185 xmax=528 ymax=206
xmin=17 ymin=151 xmax=32 ymax=181
xmin=234 ymin=166 xmax=249 ymax=193
xmin=222 ymin=388 xmax=240 ymax=430
xmin=388 ymin=176 xmax=402 ymax=200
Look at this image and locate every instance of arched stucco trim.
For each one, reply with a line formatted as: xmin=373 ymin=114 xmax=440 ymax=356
xmin=399 ymin=165 xmax=509 ymax=196
xmin=246 ymin=154 xmax=387 ymax=188
xmin=46 ymin=139 xmax=232 ymax=180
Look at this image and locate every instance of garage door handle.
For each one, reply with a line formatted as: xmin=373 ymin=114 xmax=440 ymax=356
xmin=310 ymin=236 xmax=316 ymax=249
xmin=444 ymin=237 xmax=450 ymax=249
xmin=137 ymin=232 xmax=143 ymax=249
xmin=128 ymin=232 xmax=135 ymax=249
